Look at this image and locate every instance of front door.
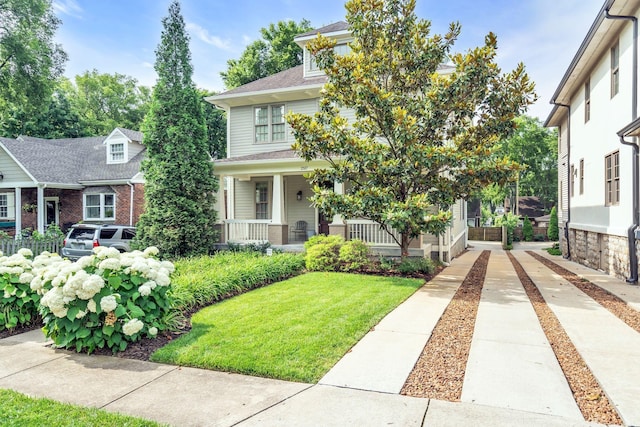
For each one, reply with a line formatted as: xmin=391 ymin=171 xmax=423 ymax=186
xmin=44 ymin=198 xmax=59 ymax=227
xmin=319 ymin=211 xmax=330 ymax=235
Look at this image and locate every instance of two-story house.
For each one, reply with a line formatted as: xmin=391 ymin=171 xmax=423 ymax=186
xmin=0 ymin=127 xmax=145 ymax=236
xmin=208 ymin=22 xmax=468 ymax=261
xmin=545 ymin=0 xmax=640 ymax=283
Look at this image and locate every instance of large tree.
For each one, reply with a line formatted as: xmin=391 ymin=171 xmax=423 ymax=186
xmin=221 ymin=19 xmax=312 ymax=89
xmin=199 ymin=89 xmax=227 ymax=159
xmin=71 ymin=70 xmax=151 ymax=135
xmin=0 ymin=0 xmax=67 ymax=109
xmin=480 ymin=115 xmax=558 ymax=212
xmin=287 ymin=0 xmax=535 ymax=258
xmin=135 ymin=0 xmax=218 ymax=257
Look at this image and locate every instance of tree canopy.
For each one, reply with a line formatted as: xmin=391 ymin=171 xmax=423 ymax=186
xmin=221 ymin=19 xmax=312 ymax=89
xmin=0 ymin=0 xmax=67 ymax=110
xmin=480 ymin=115 xmax=557 ymax=212
xmin=287 ymin=0 xmax=535 ymax=257
xmin=135 ymin=0 xmax=218 ymax=257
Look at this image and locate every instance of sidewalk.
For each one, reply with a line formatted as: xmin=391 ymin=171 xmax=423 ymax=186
xmin=1 ymin=246 xmax=637 ymax=426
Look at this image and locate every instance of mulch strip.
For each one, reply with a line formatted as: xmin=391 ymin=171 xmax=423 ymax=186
xmin=528 ymin=251 xmax=640 ymax=333
xmin=507 ymin=252 xmax=622 ymax=425
xmin=401 ymin=250 xmax=489 ymax=400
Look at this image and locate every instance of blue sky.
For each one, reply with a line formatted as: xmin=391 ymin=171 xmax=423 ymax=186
xmin=52 ymin=0 xmax=603 ymax=120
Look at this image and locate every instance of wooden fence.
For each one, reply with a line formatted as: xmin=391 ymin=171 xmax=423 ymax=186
xmin=468 ymin=227 xmax=549 ymax=242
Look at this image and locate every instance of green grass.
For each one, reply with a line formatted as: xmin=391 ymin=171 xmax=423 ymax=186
xmin=152 ymin=272 xmax=423 ymax=383
xmin=0 ymin=389 xmax=165 ymax=426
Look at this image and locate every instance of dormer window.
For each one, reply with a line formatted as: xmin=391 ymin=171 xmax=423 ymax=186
xmin=306 ymin=43 xmax=351 ymax=74
xmin=109 ymin=142 xmax=125 ymax=163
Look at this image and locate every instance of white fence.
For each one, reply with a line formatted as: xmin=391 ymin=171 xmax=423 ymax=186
xmin=225 ymin=220 xmax=270 ymax=242
xmin=0 ymin=238 xmax=63 ymax=256
xmin=346 ymin=220 xmax=400 ymax=246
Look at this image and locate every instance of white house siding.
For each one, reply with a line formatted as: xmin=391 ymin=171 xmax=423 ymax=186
xmin=557 ymin=11 xmax=639 ymax=279
xmin=233 ymin=178 xmax=272 ymax=220
xmin=228 ymin=99 xmax=319 ymax=158
xmin=0 ymin=150 xmax=32 ymax=184
xmin=128 ymin=141 xmax=145 ymax=161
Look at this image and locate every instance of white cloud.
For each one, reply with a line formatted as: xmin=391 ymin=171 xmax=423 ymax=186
xmin=52 ymin=0 xmax=83 ymax=18
xmin=186 ymin=22 xmax=232 ymax=51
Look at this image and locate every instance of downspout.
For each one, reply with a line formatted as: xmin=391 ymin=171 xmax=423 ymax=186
xmin=606 ymin=8 xmax=639 ymax=284
xmin=127 ymin=182 xmax=135 ymax=226
xmin=551 ymin=102 xmax=571 ymax=259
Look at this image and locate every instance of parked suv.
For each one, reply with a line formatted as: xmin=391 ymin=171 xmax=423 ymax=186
xmin=62 ymin=224 xmax=136 ymax=260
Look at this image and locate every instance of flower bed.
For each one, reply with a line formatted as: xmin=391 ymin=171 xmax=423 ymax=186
xmin=31 ymin=246 xmax=174 ymax=353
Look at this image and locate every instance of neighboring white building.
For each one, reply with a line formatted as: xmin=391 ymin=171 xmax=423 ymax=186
xmin=545 ymin=0 xmax=639 ymax=283
xmin=207 ymin=22 xmax=467 ymax=260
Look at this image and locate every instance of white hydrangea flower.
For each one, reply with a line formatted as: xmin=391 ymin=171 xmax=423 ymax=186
xmin=100 ymin=295 xmax=118 ymax=312
xmin=155 ymin=273 xmax=170 ymax=287
xmin=93 ymin=246 xmax=121 ymax=260
xmin=75 ymin=310 xmax=87 ymax=319
xmin=143 ymin=246 xmax=159 ymax=257
xmin=161 ymin=260 xmax=175 ymax=273
xmin=148 ymin=327 xmax=158 ymax=336
xmin=87 ymin=299 xmax=97 ymax=313
xmin=19 ymin=272 xmax=34 ymax=284
xmin=0 ymin=266 xmax=12 ymax=275
xmin=122 ymin=318 xmax=144 ymax=336
xmin=143 ymin=280 xmax=157 ymax=290
xmin=98 ymin=257 xmax=121 ymax=271
xmin=30 ymin=276 xmax=43 ymax=292
xmin=76 ymin=274 xmax=105 ymax=300
xmin=138 ymin=284 xmax=151 ymax=297
xmin=17 ymin=248 xmax=33 ymax=258
xmin=76 ymin=255 xmax=96 ymax=269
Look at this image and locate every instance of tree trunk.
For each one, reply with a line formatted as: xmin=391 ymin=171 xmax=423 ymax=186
xmin=400 ymin=232 xmax=410 ymax=259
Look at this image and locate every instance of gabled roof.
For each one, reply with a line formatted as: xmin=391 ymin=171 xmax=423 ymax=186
xmin=295 ymin=21 xmax=349 ymax=38
xmin=113 ymin=127 xmax=143 ymax=142
xmin=0 ymin=129 xmax=144 ymax=185
xmin=216 ymin=65 xmax=327 ymax=97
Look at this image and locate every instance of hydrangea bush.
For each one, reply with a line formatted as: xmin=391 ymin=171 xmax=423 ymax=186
xmin=0 ymin=249 xmax=38 ymax=331
xmin=33 ymin=246 xmax=174 ymax=353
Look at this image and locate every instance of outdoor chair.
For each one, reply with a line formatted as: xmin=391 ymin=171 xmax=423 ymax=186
xmin=291 ymin=220 xmax=308 ymax=241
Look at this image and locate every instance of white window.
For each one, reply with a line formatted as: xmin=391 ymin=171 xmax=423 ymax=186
xmin=611 ymin=41 xmax=619 ymax=98
xmin=584 ymin=79 xmax=591 ymax=123
xmin=307 ymin=43 xmax=351 ymax=72
xmin=84 ymin=193 xmax=115 ymax=220
xmin=255 ymin=182 xmax=269 ymax=219
xmin=0 ymin=193 xmax=15 ymax=219
xmin=254 ymin=105 xmax=286 ymax=143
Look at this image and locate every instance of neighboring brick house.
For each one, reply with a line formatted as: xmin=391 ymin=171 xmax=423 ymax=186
xmin=0 ymin=127 xmax=145 ymax=236
xmin=545 ymin=0 xmax=640 ymax=283
xmin=207 ymin=22 xmax=467 ymax=261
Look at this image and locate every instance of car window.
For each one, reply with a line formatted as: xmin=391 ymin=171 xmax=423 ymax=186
xmin=100 ymin=229 xmax=118 ymax=239
xmin=122 ymin=229 xmax=136 ymax=240
xmin=69 ymin=228 xmax=96 ymax=240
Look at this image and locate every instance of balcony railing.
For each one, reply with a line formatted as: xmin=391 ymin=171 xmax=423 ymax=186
xmin=225 ymin=219 xmax=270 ymax=242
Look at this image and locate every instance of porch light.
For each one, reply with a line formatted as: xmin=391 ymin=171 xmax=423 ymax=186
xmin=296 ymin=190 xmax=303 ymax=201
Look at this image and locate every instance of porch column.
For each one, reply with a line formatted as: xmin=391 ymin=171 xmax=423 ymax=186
xmin=14 ymin=187 xmax=21 ymax=238
xmin=329 ymin=181 xmax=347 ymax=238
xmin=268 ymin=173 xmax=288 ymax=244
xmin=214 ymin=175 xmax=225 ymax=243
xmin=36 ymin=186 xmax=44 ymax=234
xmin=227 ymin=177 xmax=235 ymax=220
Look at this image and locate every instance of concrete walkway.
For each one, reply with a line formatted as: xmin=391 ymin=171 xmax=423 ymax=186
xmin=2 ymin=245 xmax=639 ymax=426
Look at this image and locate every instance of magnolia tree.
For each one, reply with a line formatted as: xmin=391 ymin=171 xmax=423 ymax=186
xmin=287 ymin=0 xmax=536 ymax=257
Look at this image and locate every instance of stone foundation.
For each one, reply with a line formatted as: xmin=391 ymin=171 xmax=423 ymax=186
xmin=562 ymin=226 xmax=636 ymax=281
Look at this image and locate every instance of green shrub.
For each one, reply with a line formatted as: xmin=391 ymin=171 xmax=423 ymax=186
xmin=534 ymin=234 xmax=546 ymax=241
xmin=397 ymin=257 xmax=435 ymax=275
xmin=227 ymin=241 xmax=274 ymax=254
xmin=378 ymin=256 xmax=397 ymax=271
xmin=0 ymin=249 xmax=38 ymax=331
xmin=339 ymin=240 xmax=371 ymax=272
xmin=548 ymin=206 xmax=559 ymax=241
xmin=170 ymin=252 xmax=304 ymax=312
xmin=35 ymin=247 xmax=174 ymax=354
xmin=305 ymin=235 xmax=344 ymax=271
xmin=522 ymin=216 xmax=534 ymax=241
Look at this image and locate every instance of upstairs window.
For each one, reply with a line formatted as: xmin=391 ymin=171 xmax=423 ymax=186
xmin=307 ymin=43 xmax=351 ymax=72
xmin=570 ymin=164 xmax=575 ymax=197
xmin=109 ymin=142 xmax=125 ymax=163
xmin=605 ymin=151 xmax=620 ymax=206
xmin=611 ymin=41 xmax=620 ymax=98
xmin=255 ymin=105 xmax=285 ymax=143
xmin=579 ymin=159 xmax=584 ymax=195
xmin=84 ymin=193 xmax=115 ymax=220
xmin=584 ymin=79 xmax=591 ymax=123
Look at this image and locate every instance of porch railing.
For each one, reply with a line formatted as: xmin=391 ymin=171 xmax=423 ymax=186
xmin=346 ymin=220 xmax=400 ymax=246
xmin=225 ymin=219 xmax=270 ymax=242
xmin=0 ymin=237 xmax=64 ymax=256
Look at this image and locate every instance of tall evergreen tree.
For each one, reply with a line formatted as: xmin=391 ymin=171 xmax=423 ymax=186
xmin=135 ymin=1 xmax=218 ymax=257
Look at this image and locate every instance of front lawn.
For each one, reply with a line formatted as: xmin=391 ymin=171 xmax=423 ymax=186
xmin=0 ymin=389 xmax=164 ymax=426
xmin=152 ymin=272 xmax=423 ymax=382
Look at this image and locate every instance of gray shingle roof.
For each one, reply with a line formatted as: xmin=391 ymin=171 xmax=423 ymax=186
xmin=0 ymin=133 xmax=144 ymax=184
xmin=296 ymin=21 xmax=349 ymax=38
xmin=219 ymin=65 xmax=327 ymax=96
xmin=215 ymin=149 xmax=300 ymax=163
xmin=116 ymin=127 xmax=143 ymax=142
